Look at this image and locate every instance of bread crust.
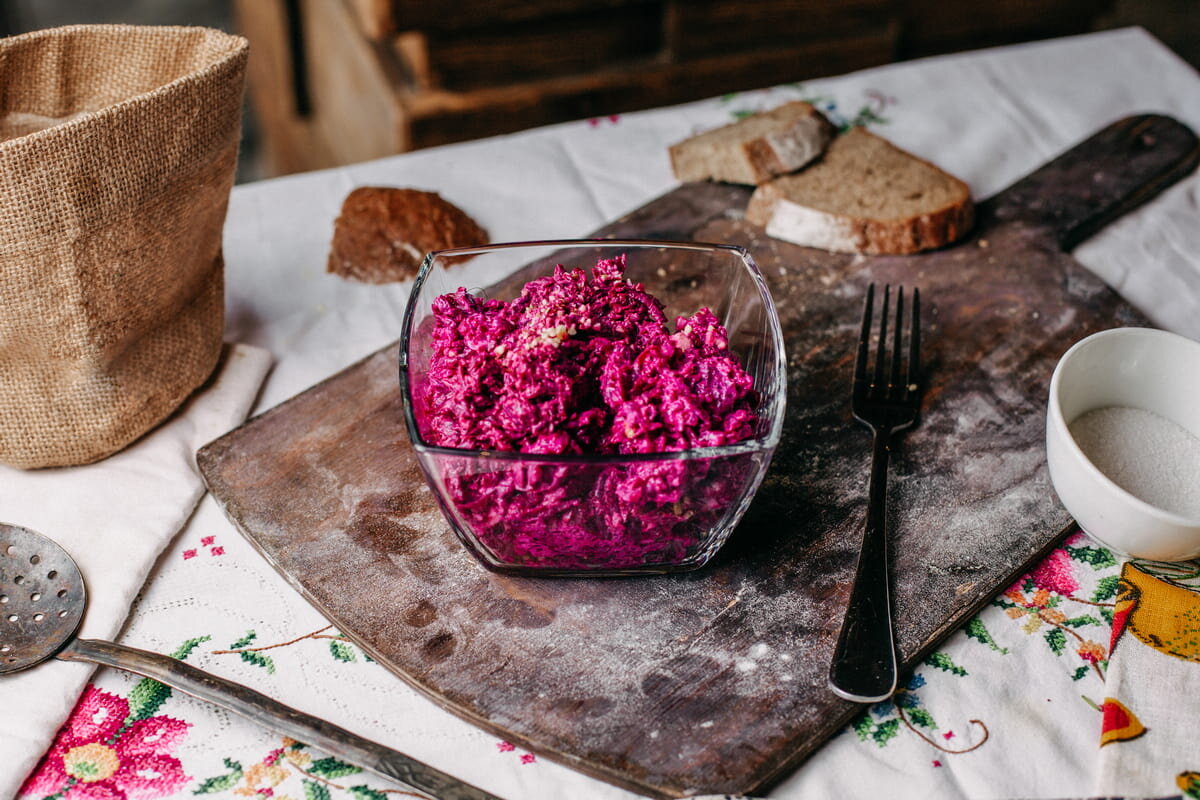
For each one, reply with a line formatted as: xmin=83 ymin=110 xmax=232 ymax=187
xmin=328 ymin=187 xmax=488 ymax=283
xmin=747 ymin=128 xmax=974 ymax=254
xmin=669 ymin=101 xmax=835 ymax=185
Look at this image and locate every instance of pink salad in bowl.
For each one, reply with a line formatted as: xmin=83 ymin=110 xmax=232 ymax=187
xmin=400 ymin=240 xmax=786 ymax=575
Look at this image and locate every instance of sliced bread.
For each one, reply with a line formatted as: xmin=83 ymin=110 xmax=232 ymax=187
xmin=669 ymin=101 xmax=836 ymax=186
xmin=327 ymin=186 xmax=488 ymax=283
xmin=745 ymin=127 xmax=974 ymax=255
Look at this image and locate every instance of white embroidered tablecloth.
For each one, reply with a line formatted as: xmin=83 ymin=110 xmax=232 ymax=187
xmin=11 ymin=26 xmax=1200 ymax=800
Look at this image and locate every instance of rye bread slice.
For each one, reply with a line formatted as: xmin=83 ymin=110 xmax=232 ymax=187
xmin=745 ymin=127 xmax=974 ymax=255
xmin=327 ymin=187 xmax=488 ymax=283
xmin=669 ymin=101 xmax=836 ymax=186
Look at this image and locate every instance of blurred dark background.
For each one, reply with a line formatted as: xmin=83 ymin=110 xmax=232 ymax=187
xmin=3 ymin=0 xmax=1197 ymax=181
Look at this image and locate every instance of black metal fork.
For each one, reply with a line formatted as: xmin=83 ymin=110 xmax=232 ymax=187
xmin=829 ymin=283 xmax=923 ymax=703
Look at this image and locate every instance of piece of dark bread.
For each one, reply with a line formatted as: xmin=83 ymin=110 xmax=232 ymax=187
xmin=327 ymin=186 xmax=488 ymax=283
xmin=669 ymin=101 xmax=836 ymax=186
xmin=745 ymin=127 xmax=974 ymax=255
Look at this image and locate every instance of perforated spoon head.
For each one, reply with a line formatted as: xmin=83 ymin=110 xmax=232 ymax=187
xmin=0 ymin=523 xmax=86 ymax=674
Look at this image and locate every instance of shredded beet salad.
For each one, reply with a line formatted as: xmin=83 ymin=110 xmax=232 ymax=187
xmin=419 ymin=254 xmax=760 ymax=570
xmin=424 ymin=254 xmax=757 ymax=455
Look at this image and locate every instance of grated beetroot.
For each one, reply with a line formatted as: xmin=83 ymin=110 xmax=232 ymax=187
xmin=419 ymin=254 xmax=759 ymax=570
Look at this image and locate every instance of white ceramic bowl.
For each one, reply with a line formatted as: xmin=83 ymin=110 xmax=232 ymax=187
xmin=1046 ymin=327 xmax=1200 ymax=561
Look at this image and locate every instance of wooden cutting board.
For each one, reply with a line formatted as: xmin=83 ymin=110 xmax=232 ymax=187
xmin=199 ymin=115 xmax=1198 ymax=798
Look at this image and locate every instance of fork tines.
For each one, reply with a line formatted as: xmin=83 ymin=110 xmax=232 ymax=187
xmin=854 ymin=283 xmax=921 ymax=401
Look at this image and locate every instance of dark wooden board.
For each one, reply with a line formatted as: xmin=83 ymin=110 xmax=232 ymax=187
xmin=199 ymin=115 xmax=1198 ymax=797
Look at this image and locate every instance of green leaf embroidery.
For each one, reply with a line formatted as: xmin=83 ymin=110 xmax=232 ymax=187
xmin=330 ymin=640 xmax=357 ymax=663
xmin=239 ymin=650 xmax=276 ymax=674
xmin=872 ymin=719 xmax=900 ymax=746
xmin=127 ymin=635 xmax=214 ymax=722
xmin=307 ymin=757 xmax=363 ymax=779
xmin=126 ymin=677 xmax=171 ymax=722
xmin=171 ymin=635 xmax=212 ymax=660
xmin=303 ymin=779 xmax=332 ymax=800
xmin=1064 ymin=615 xmax=1104 ymax=628
xmin=1072 ymin=665 xmax=1091 ymax=681
xmin=848 ymin=107 xmax=889 ymax=129
xmin=348 ymin=787 xmax=388 ymax=800
xmin=965 ymin=618 xmax=1009 ymax=654
xmin=194 ymin=758 xmax=243 ymax=794
xmin=1101 ymin=606 xmax=1114 ymax=625
xmin=1045 ymin=627 xmax=1067 ymax=655
xmin=731 ymin=110 xmax=755 ymax=120
xmin=1066 ymin=545 xmax=1117 ymax=569
xmin=924 ymin=652 xmax=968 ymax=676
xmin=1092 ymin=575 xmax=1121 ymax=602
xmin=851 ymin=713 xmax=874 ymax=742
xmin=907 ymin=708 xmax=936 ymax=729
xmin=229 ymin=631 xmax=258 ymax=650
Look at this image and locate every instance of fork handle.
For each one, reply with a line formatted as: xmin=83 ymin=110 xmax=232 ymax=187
xmin=829 ymin=428 xmax=898 ymax=703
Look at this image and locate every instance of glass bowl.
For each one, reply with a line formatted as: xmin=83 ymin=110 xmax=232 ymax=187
xmin=398 ymin=240 xmax=786 ymax=576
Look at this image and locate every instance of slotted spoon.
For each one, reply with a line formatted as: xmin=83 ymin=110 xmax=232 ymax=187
xmin=0 ymin=522 xmax=500 ymax=800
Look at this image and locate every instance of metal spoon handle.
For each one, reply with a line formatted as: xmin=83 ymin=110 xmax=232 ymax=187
xmin=59 ymin=638 xmax=502 ymax=800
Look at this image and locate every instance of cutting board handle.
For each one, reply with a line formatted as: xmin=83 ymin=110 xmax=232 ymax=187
xmin=987 ymin=114 xmax=1199 ymax=251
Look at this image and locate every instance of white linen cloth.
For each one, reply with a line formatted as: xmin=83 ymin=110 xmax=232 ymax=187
xmin=9 ymin=26 xmax=1200 ymax=800
xmin=0 ymin=344 xmax=271 ymax=799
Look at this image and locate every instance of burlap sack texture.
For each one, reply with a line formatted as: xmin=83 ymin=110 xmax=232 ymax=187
xmin=0 ymin=26 xmax=249 ymax=468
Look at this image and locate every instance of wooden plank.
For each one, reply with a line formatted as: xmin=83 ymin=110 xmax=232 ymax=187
xmin=236 ymin=0 xmax=406 ymax=175
xmin=200 ymin=116 xmax=1198 ymax=796
xmin=665 ymin=0 xmax=894 ymax=58
xmin=401 ymin=30 xmax=897 ymax=149
xmin=402 ymin=5 xmax=664 ymax=91
xmin=345 ymin=0 xmax=394 ymax=38
xmin=383 ymin=0 xmax=660 ymax=33
xmin=897 ymin=0 xmax=1114 ymax=56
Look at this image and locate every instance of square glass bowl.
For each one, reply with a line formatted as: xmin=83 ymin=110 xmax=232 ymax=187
xmin=398 ymin=240 xmax=786 ymax=576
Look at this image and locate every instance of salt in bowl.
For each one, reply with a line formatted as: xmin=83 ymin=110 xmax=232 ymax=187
xmin=1046 ymin=327 xmax=1200 ymax=561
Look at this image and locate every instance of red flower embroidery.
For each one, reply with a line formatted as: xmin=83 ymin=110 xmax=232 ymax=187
xmin=20 ymin=685 xmax=190 ymax=800
xmin=1026 ymin=548 xmax=1080 ymax=597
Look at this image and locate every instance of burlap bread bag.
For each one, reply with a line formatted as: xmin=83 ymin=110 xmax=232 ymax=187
xmin=0 ymin=26 xmax=248 ymax=468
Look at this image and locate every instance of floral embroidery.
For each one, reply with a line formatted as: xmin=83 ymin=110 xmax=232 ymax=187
xmin=20 ymin=685 xmax=190 ymax=800
xmin=182 ymin=535 xmax=224 ymax=561
xmin=195 ymin=739 xmax=426 ymax=798
xmin=721 ymin=86 xmax=895 ymax=132
xmin=210 ymin=625 xmax=374 ymax=672
xmin=495 ymin=740 xmax=536 ymax=764
xmin=989 ymin=533 xmax=1118 ymax=685
xmin=851 ymin=673 xmax=989 ymax=754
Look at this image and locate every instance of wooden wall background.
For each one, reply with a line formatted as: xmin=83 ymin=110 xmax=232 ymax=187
xmin=236 ymin=0 xmax=1119 ymax=176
